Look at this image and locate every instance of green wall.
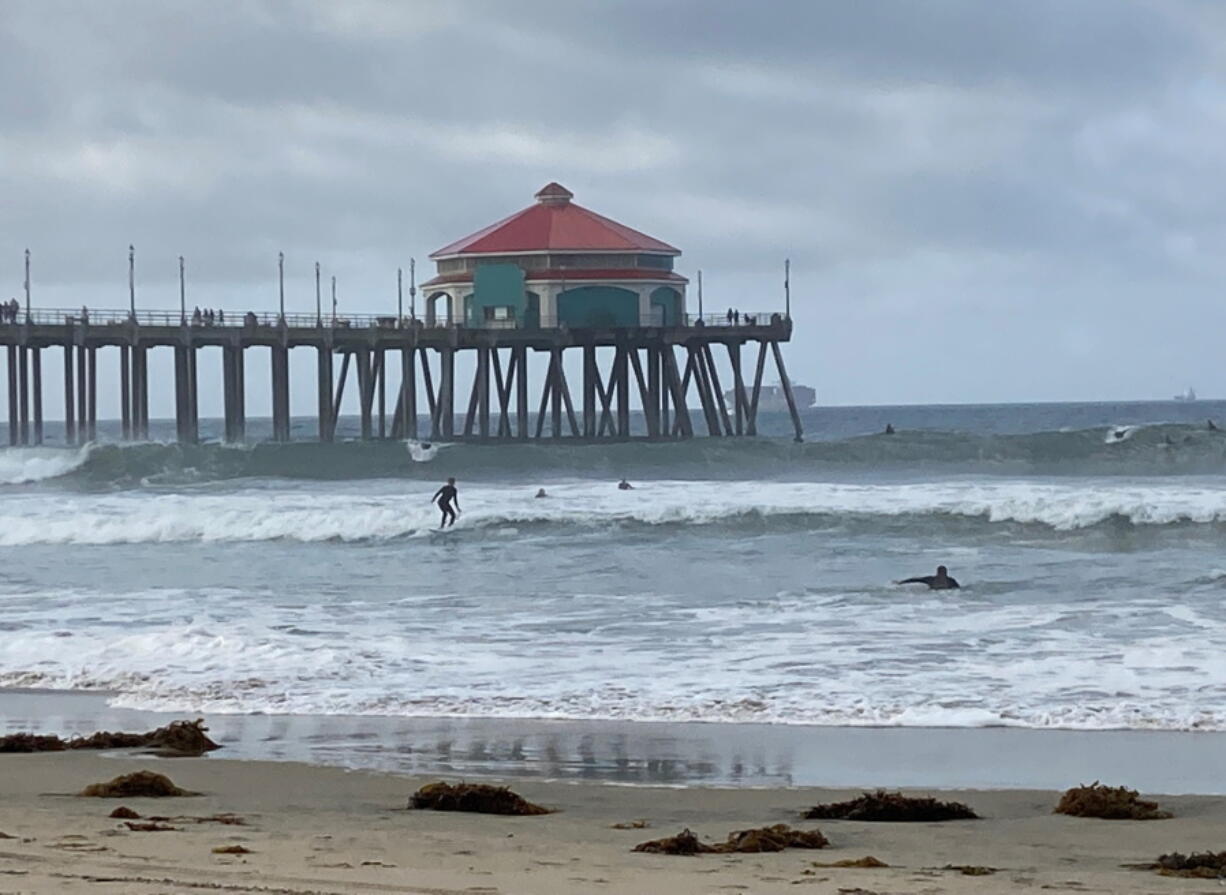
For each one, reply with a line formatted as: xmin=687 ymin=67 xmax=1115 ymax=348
xmin=468 ymin=263 xmax=527 ymax=326
xmin=650 ymin=286 xmax=683 ymax=326
xmin=556 ymin=285 xmax=640 ymax=328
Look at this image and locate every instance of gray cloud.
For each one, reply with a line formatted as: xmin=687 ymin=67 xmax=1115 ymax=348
xmin=2 ymin=0 xmax=1225 ymax=406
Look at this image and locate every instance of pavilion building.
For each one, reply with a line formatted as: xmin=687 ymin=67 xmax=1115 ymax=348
xmin=420 ymin=183 xmax=688 ymax=330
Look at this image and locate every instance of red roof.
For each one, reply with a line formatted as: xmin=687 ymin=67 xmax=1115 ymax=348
xmin=430 ymin=184 xmax=680 ymax=258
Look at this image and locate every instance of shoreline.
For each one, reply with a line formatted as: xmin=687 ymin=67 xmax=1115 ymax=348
xmin=0 ymin=751 xmax=1219 ymax=894
xmin=6 ymin=688 xmax=1226 ymax=793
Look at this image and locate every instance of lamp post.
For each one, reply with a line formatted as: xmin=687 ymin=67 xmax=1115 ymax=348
xmin=315 ymin=262 xmax=321 ymax=325
xmin=128 ymin=245 xmax=135 ymax=320
xmin=179 ymin=256 xmax=186 ymax=324
xmin=331 ymin=275 xmax=337 ymax=326
xmin=697 ymin=268 xmax=703 ymax=320
xmin=409 ymin=258 xmax=416 ymax=319
xmin=397 ymin=267 xmax=403 ymax=323
xmin=278 ymin=251 xmax=285 ymax=322
xmin=23 ymin=248 xmax=30 ymax=322
xmin=784 ymin=258 xmax=790 ymax=319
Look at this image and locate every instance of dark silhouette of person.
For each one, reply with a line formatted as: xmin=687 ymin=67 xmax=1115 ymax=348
xmin=535 ymin=488 xmax=547 ymax=499
xmin=899 ymin=565 xmax=960 ymax=589
xmin=432 ymin=477 xmax=460 ymax=528
xmin=884 ymin=423 xmax=895 ymax=435
xmin=618 ymin=479 xmax=634 ymax=491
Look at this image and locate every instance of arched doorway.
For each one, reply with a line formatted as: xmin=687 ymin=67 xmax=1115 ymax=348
xmin=425 ymin=291 xmax=454 ymax=326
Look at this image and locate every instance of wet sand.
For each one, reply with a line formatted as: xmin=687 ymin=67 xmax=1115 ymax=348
xmin=0 ymin=751 xmax=1220 ymax=894
xmin=6 ymin=688 xmax=1226 ymax=792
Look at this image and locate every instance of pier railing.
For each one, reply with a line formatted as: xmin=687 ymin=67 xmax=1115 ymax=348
xmin=1 ymin=308 xmax=787 ymax=331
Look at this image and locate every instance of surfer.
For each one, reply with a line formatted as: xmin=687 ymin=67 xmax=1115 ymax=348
xmin=617 ymin=479 xmax=634 ymax=491
xmin=431 ymin=477 xmax=460 ymax=528
xmin=898 ymin=565 xmax=960 ymax=590
xmin=1208 ymin=419 xmax=1218 ymax=431
xmin=535 ymin=488 xmax=547 ymax=499
xmin=884 ymin=423 xmax=895 ymax=435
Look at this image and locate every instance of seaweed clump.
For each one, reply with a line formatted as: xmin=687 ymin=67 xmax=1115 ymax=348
xmin=1136 ymin=852 xmax=1226 ymax=878
xmin=0 ymin=733 xmax=67 ymax=753
xmin=634 ymin=824 xmax=828 ymax=855
xmin=1054 ymin=782 xmax=1170 ymax=820
xmin=408 ymin=782 xmax=551 ymax=816
xmin=0 ymin=719 xmax=220 ymax=757
xmin=805 ymin=789 xmax=978 ymax=822
xmin=633 ymin=828 xmax=711 ymax=855
xmin=79 ymin=771 xmax=197 ymax=798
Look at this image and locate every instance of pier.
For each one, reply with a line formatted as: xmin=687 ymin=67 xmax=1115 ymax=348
xmin=2 ymin=184 xmax=807 ymax=446
xmin=0 ymin=309 xmax=803 ymax=445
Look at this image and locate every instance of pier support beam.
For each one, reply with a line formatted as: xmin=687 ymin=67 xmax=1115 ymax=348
xmin=403 ymin=346 xmax=416 ymax=441
xmin=174 ymin=345 xmax=197 ymax=444
xmin=515 ymin=345 xmax=528 ymax=439
xmin=31 ymin=348 xmax=42 ymax=445
xmin=119 ymin=346 xmax=131 ymax=440
xmin=223 ymin=345 xmax=246 ymax=442
xmin=770 ymin=340 xmax=804 ymax=443
xmin=6 ymin=347 xmax=17 ymax=445
xmin=17 ymin=347 xmax=28 ymax=445
xmin=75 ymin=346 xmax=87 ymax=442
xmin=356 ymin=348 xmax=373 ymax=440
xmin=131 ymin=347 xmax=148 ymax=441
xmin=440 ymin=347 xmax=454 ymax=439
xmin=317 ymin=346 xmax=333 ymax=442
xmin=62 ymin=345 xmax=75 ymax=445
xmin=271 ymin=345 xmax=290 ymax=442
xmin=87 ymin=347 xmax=97 ymax=443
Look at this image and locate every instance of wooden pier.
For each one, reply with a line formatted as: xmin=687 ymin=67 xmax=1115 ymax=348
xmin=0 ymin=309 xmax=804 ymax=445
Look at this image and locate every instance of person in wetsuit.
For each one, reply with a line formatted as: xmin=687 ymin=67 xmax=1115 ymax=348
xmin=432 ymin=477 xmax=460 ymax=528
xmin=898 ymin=565 xmax=960 ymax=590
xmin=618 ymin=479 xmax=634 ymax=491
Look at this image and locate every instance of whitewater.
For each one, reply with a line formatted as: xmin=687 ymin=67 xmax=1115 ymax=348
xmin=3 ymin=401 xmax=1226 ymax=734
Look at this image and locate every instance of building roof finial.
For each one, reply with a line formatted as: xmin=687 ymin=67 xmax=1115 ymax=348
xmin=535 ymin=182 xmax=573 ymax=206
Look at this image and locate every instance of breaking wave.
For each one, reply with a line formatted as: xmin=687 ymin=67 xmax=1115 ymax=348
xmin=3 ymin=479 xmax=1226 ymax=545
xmin=2 ymin=422 xmax=1226 ymax=490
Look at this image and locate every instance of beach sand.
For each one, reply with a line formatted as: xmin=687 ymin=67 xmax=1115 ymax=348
xmin=0 ymin=752 xmax=1218 ymax=894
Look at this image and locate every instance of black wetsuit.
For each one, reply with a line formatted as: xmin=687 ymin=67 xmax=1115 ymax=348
xmin=433 ymin=484 xmax=458 ymax=528
xmin=899 ymin=574 xmax=960 ymax=590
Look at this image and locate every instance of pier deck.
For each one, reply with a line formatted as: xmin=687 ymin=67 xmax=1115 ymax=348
xmin=0 ymin=309 xmax=804 ymax=445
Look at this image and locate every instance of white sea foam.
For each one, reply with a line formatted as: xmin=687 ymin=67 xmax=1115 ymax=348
xmin=2 ymin=582 xmax=1225 ymax=731
xmin=0 ymin=445 xmax=92 ymax=484
xmin=1 ymin=478 xmax=1226 ymax=545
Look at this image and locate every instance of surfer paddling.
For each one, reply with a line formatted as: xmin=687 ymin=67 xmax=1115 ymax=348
xmin=432 ymin=477 xmax=460 ymax=528
xmin=898 ymin=565 xmax=960 ymax=590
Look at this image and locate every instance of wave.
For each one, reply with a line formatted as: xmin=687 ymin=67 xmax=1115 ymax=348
xmin=2 ymin=591 xmax=1225 ymax=732
xmin=3 ymin=422 xmax=1226 ymax=489
xmin=3 ymin=479 xmax=1226 ymax=545
xmin=0 ymin=445 xmax=93 ymax=484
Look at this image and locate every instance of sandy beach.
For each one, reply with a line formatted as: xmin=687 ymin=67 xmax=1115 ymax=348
xmin=0 ymin=751 xmax=1216 ymax=894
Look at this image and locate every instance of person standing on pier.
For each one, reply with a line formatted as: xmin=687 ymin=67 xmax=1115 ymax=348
xmin=432 ymin=477 xmax=460 ymax=529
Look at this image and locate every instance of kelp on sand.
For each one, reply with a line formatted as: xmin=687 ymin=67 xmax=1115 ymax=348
xmin=1054 ymin=782 xmax=1171 ymax=820
xmin=634 ymin=824 xmax=828 ymax=855
xmin=0 ymin=719 xmax=220 ymax=757
xmin=408 ymin=782 xmax=552 ymax=816
xmin=805 ymin=789 xmax=978 ymax=822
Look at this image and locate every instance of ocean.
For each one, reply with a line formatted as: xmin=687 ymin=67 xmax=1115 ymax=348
xmin=3 ymin=400 xmax=1226 ymax=740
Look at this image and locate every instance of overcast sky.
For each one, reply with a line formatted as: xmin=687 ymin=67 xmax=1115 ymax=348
xmin=3 ymin=0 xmax=1226 ymax=408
